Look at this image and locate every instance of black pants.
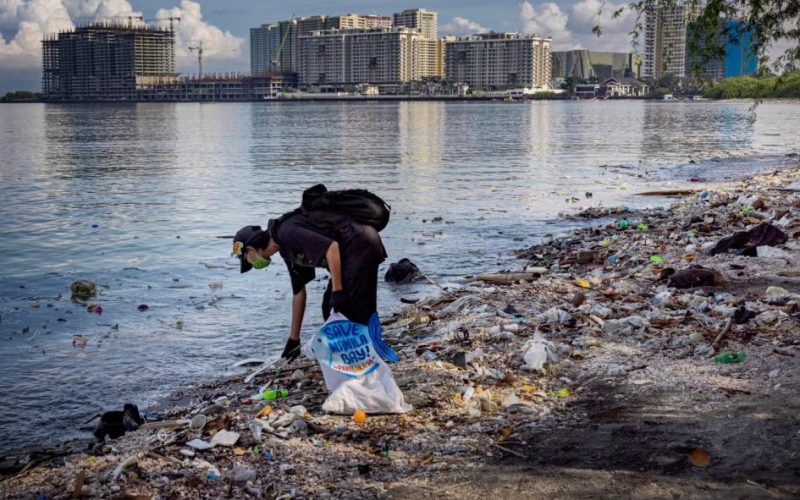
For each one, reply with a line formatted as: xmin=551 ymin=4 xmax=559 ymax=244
xmin=321 ymin=224 xmax=384 ymax=325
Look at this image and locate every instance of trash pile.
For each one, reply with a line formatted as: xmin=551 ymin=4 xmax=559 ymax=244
xmin=2 ymin=168 xmax=800 ymax=498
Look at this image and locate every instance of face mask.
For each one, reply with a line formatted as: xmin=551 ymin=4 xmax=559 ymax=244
xmin=252 ymin=256 xmax=271 ymax=270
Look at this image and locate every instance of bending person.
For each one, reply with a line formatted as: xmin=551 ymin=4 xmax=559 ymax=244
xmin=233 ymin=208 xmax=387 ymax=363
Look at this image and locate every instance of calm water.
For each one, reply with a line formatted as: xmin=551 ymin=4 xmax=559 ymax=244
xmin=0 ymin=100 xmax=798 ymax=452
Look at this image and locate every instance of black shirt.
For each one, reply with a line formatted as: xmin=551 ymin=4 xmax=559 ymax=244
xmin=273 ymin=211 xmax=344 ymax=295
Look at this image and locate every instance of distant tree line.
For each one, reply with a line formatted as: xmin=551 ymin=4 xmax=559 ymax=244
xmin=703 ymin=71 xmax=800 ymax=98
xmin=1 ymin=91 xmax=42 ymax=102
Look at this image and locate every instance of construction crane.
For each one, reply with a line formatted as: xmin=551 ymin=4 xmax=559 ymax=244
xmin=188 ymin=42 xmax=204 ymax=79
xmin=271 ymin=15 xmax=295 ymax=70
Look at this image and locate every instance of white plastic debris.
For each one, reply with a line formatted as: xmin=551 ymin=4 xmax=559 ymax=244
xmin=538 ymin=307 xmax=572 ymax=326
xmin=757 ymin=246 xmax=792 ymax=259
xmin=185 ymin=439 xmax=213 ymax=451
xmin=522 ymin=333 xmax=555 ymax=372
xmin=210 ymin=430 xmax=239 ymax=447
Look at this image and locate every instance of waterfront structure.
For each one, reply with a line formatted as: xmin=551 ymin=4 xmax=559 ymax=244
xmin=445 ymin=33 xmax=551 ymax=89
xmin=136 ymin=73 xmax=297 ymax=100
xmin=392 ymin=8 xmax=437 ymax=39
xmin=42 ymin=21 xmax=176 ymax=100
xmin=685 ymin=19 xmax=757 ymax=81
xmin=643 ymin=2 xmax=698 ymax=79
xmin=599 ymin=77 xmax=649 ymax=97
xmin=298 ymin=27 xmax=444 ymax=86
xmin=575 ymin=83 xmax=600 ymax=98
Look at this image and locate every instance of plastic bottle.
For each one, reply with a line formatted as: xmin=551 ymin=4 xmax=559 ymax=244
xmin=617 ymin=219 xmax=630 ymax=230
xmin=713 ymin=351 xmax=747 ymax=364
xmin=261 ymin=388 xmax=289 ymax=401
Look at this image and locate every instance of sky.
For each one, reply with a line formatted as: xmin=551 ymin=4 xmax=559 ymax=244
xmin=0 ymin=0 xmax=648 ymax=92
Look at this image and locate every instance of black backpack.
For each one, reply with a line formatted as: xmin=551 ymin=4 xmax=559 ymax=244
xmin=301 ymin=184 xmax=391 ymax=232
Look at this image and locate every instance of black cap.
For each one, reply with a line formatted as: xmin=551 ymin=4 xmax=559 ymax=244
xmin=233 ymin=225 xmax=268 ymax=273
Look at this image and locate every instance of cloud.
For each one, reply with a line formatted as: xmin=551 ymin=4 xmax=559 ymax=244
xmin=519 ymin=0 xmax=635 ymax=52
xmin=568 ymin=0 xmax=637 ymax=51
xmin=440 ymin=16 xmax=488 ymax=35
xmin=520 ymin=1 xmax=571 ymax=45
xmin=0 ymin=0 xmax=244 ymax=75
xmin=155 ymin=0 xmax=244 ymax=73
xmin=0 ymin=0 xmax=73 ymax=69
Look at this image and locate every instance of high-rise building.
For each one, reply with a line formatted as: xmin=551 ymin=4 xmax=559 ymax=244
xmin=685 ymin=19 xmax=757 ymax=80
xmin=393 ymin=8 xmax=437 ymax=39
xmin=251 ymin=13 xmax=399 ymax=74
xmin=338 ymin=14 xmax=392 ymax=30
xmin=297 ymin=30 xmax=351 ymax=85
xmin=445 ymin=33 xmax=551 ymax=89
xmin=250 ymin=23 xmax=283 ymax=74
xmin=643 ymin=2 xmax=698 ymax=79
xmin=42 ymin=22 xmax=176 ymax=100
xmin=298 ymin=27 xmax=444 ymax=86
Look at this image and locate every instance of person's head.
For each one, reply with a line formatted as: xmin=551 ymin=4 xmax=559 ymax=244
xmin=232 ymin=225 xmax=279 ymax=273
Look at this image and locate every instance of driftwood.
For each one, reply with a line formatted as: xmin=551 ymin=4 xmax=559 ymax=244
xmin=478 ymin=271 xmax=545 ymax=283
xmin=712 ymin=318 xmax=734 ymax=349
xmin=635 ymin=188 xmax=704 ymax=196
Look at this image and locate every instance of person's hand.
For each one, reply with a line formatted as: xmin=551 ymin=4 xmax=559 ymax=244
xmin=330 ymin=290 xmax=348 ymax=313
xmin=281 ymin=337 xmax=301 ymax=362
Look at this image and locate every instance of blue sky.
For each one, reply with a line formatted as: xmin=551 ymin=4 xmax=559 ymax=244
xmin=0 ymin=1 xmax=638 ymax=92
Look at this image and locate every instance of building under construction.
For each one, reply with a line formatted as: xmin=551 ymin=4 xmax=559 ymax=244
xmin=42 ymin=21 xmax=297 ymax=101
xmin=42 ymin=21 xmax=177 ymax=100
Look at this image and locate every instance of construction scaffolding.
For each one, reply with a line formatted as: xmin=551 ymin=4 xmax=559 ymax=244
xmin=42 ymin=22 xmax=177 ymax=100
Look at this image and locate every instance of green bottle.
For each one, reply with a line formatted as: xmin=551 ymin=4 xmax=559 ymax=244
xmin=617 ymin=219 xmax=630 ymax=230
xmin=713 ymin=351 xmax=747 ymax=364
xmin=262 ymin=388 xmax=289 ymax=401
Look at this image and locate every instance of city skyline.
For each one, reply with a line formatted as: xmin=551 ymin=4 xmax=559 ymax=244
xmin=0 ymin=0 xmax=639 ymax=93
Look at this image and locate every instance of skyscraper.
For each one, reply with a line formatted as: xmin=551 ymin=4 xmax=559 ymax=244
xmin=393 ymin=8 xmax=437 ymax=39
xmin=251 ymin=13 xmax=400 ymax=74
xmin=685 ymin=19 xmax=757 ymax=80
xmin=445 ymin=33 xmax=551 ymax=89
xmin=297 ymin=27 xmax=443 ymax=86
xmin=643 ymin=3 xmax=697 ymax=79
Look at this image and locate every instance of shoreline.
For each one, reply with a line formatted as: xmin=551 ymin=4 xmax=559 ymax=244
xmin=5 ymin=96 xmax=800 ymax=104
xmin=3 ymin=166 xmax=800 ymax=498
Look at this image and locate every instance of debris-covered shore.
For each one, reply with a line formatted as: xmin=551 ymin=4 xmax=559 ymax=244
xmin=3 ymin=167 xmax=800 ymax=499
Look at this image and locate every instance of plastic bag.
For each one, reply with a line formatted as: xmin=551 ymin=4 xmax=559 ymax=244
xmin=522 ymin=333 xmax=554 ymax=372
xmin=303 ymin=312 xmax=411 ymax=414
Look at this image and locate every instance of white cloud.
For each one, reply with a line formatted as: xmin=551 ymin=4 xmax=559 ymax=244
xmin=519 ymin=0 xmax=636 ymax=52
xmin=155 ymin=0 xmax=244 ymax=74
xmin=441 ymin=16 xmax=488 ymax=35
xmin=0 ymin=0 xmax=72 ymax=69
xmin=519 ymin=1 xmax=576 ymax=50
xmin=0 ymin=0 xmax=244 ymax=75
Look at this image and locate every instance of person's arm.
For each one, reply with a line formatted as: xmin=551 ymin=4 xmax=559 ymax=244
xmin=289 ymin=287 xmax=306 ymax=341
xmin=326 ymin=241 xmax=343 ymax=292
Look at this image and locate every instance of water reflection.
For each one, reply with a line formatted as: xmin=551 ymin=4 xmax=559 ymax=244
xmin=641 ymin=102 xmax=753 ymax=159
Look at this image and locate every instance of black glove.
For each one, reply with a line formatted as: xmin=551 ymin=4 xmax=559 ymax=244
xmin=281 ymin=337 xmax=301 ymax=362
xmin=330 ymin=290 xmax=348 ymax=313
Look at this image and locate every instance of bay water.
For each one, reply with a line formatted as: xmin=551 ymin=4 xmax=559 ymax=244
xmin=0 ymin=100 xmax=798 ymax=452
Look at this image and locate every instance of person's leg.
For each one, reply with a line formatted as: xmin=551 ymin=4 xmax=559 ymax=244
xmin=339 ymin=224 xmax=384 ymax=324
xmin=321 ymin=279 xmax=332 ymax=321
